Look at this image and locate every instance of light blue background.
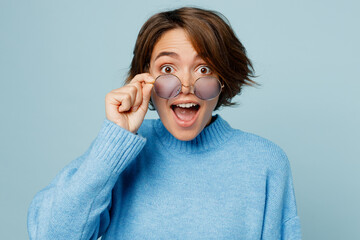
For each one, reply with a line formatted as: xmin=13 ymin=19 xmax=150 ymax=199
xmin=1 ymin=0 xmax=359 ymax=239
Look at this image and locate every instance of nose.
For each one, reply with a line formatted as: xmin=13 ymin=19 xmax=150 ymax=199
xmin=181 ymin=84 xmax=192 ymax=95
xmin=180 ymin=73 xmax=193 ymax=95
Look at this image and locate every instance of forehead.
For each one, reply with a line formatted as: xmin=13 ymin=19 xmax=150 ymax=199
xmin=151 ymin=28 xmax=198 ymax=60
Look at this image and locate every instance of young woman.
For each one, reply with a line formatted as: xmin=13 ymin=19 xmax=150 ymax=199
xmin=28 ymin=7 xmax=301 ymax=239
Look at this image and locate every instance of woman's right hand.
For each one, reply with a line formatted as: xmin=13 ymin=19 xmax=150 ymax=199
xmin=105 ymin=73 xmax=155 ymax=133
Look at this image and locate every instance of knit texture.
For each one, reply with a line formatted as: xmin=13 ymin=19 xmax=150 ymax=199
xmin=28 ymin=115 xmax=301 ymax=239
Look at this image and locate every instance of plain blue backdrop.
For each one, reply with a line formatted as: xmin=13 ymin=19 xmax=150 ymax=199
xmin=1 ymin=0 xmax=359 ymax=239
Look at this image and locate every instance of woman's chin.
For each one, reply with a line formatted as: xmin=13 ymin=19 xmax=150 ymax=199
xmin=169 ymin=129 xmax=200 ymax=141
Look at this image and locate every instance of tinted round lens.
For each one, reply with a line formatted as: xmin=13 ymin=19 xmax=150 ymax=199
xmin=154 ymin=74 xmax=181 ymax=99
xmin=194 ymin=77 xmax=221 ymax=100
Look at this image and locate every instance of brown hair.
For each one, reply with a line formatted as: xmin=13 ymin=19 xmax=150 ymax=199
xmin=127 ymin=7 xmax=257 ymax=110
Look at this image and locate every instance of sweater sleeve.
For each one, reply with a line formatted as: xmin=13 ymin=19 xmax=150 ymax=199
xmin=261 ymin=151 xmax=302 ymax=240
xmin=27 ymin=119 xmax=146 ymax=240
xmin=279 ymin=164 xmax=301 ymax=240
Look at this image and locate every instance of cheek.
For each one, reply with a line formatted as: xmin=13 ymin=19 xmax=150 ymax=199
xmin=151 ymin=91 xmax=167 ymax=112
xmin=204 ymin=98 xmax=219 ymax=113
xmin=200 ymin=98 xmax=218 ymax=125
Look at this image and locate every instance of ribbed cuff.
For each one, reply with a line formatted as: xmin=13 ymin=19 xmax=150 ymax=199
xmin=89 ymin=119 xmax=147 ymax=174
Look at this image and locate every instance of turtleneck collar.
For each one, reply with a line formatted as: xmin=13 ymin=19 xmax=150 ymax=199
xmin=153 ymin=115 xmax=235 ymax=153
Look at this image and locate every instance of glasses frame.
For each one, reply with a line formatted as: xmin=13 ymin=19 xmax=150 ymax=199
xmin=153 ymin=74 xmax=224 ymax=100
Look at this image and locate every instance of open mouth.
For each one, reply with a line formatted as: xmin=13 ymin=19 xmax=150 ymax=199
xmin=171 ymin=102 xmax=200 ymax=122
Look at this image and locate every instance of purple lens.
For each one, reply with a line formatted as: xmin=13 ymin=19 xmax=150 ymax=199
xmin=194 ymin=77 xmax=221 ymax=100
xmin=154 ymin=74 xmax=181 ymax=99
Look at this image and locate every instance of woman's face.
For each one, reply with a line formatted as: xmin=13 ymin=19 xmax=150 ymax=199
xmin=149 ymin=28 xmax=219 ymax=141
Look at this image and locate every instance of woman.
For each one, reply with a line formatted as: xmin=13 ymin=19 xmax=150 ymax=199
xmin=28 ymin=7 xmax=301 ymax=239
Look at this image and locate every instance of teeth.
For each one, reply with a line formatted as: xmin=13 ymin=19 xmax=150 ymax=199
xmin=176 ymin=103 xmax=197 ymax=108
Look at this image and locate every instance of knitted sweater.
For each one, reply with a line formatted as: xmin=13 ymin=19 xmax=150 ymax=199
xmin=27 ymin=115 xmax=301 ymax=239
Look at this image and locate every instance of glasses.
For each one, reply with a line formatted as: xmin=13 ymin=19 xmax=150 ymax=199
xmin=153 ymin=74 xmax=224 ymax=100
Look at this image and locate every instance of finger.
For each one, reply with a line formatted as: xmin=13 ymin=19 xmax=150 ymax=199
xmin=106 ymin=91 xmax=134 ymax=113
xmin=113 ymin=84 xmax=138 ymax=102
xmin=129 ymin=73 xmax=155 ymax=85
xmin=117 ymin=93 xmax=132 ymax=112
xmin=144 ymin=75 xmax=156 ymax=84
xmin=131 ymin=81 xmax=143 ymax=111
xmin=141 ymin=83 xmax=154 ymax=107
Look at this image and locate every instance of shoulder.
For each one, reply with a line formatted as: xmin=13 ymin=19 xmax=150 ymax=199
xmin=229 ymin=128 xmax=290 ymax=171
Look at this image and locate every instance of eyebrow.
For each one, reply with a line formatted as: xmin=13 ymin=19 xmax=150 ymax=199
xmin=154 ymin=51 xmax=180 ymax=61
xmin=154 ymin=51 xmax=202 ymax=62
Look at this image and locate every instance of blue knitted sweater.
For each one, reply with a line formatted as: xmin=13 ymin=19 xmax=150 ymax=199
xmin=27 ymin=115 xmax=301 ymax=239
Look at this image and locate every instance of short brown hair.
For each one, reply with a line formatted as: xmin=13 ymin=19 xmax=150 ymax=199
xmin=127 ymin=7 xmax=256 ymax=110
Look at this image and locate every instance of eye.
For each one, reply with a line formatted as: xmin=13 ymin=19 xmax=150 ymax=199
xmin=160 ymin=65 xmax=175 ymax=74
xmin=197 ymin=66 xmax=212 ymax=75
